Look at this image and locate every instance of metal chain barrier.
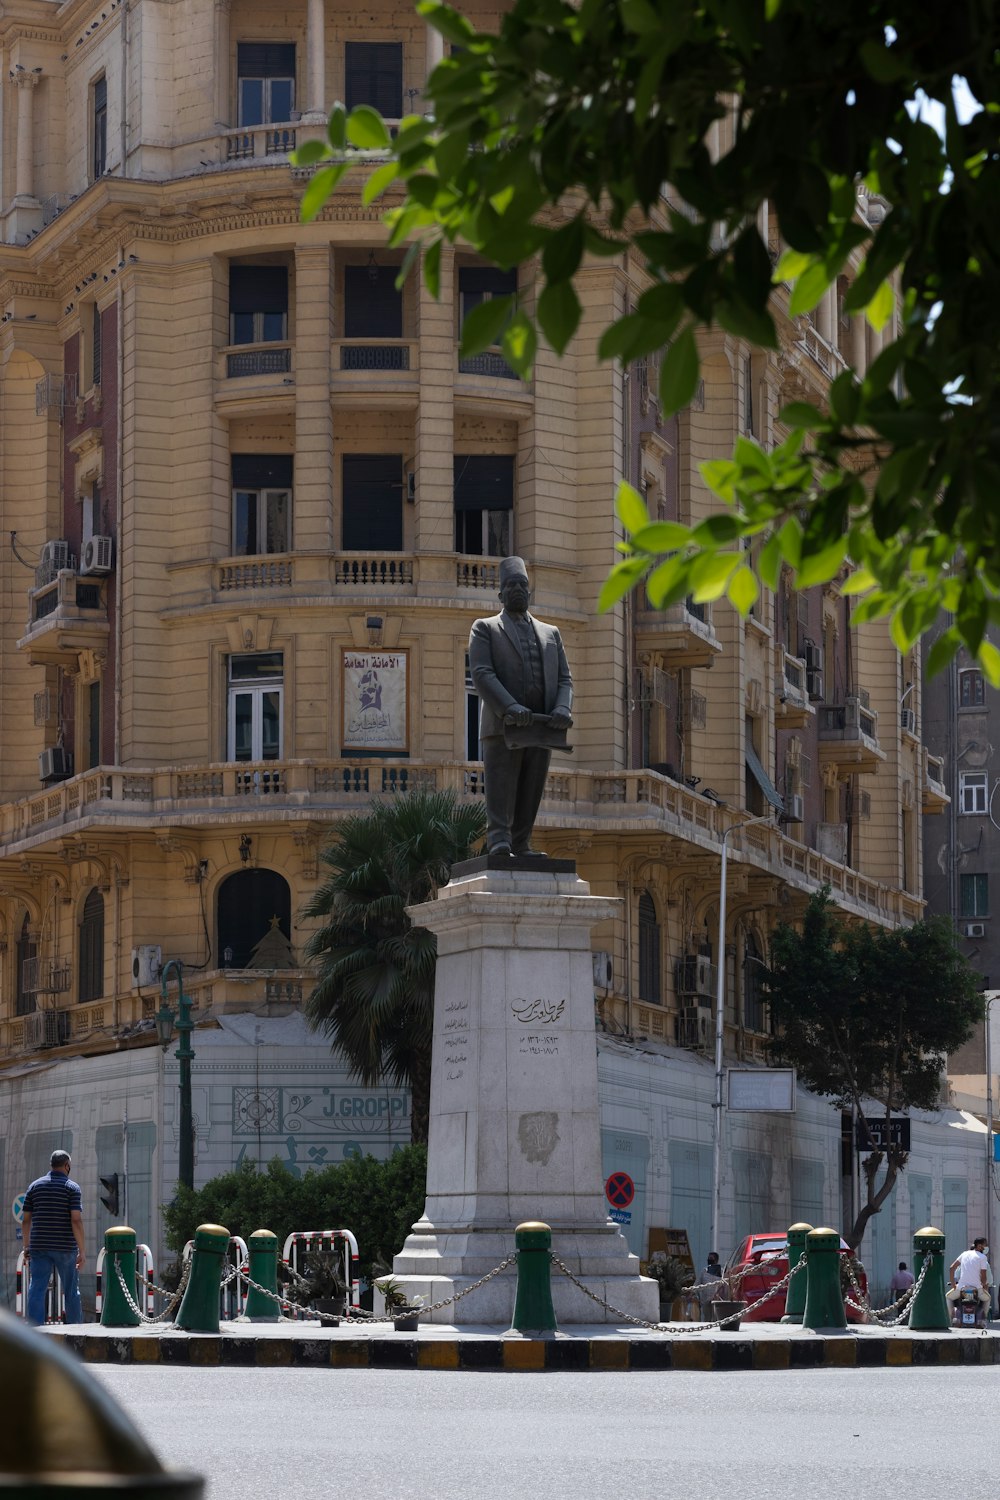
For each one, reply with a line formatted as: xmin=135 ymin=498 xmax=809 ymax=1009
xmin=843 ymin=1252 xmax=930 ymax=1327
xmin=550 ymin=1254 xmax=804 ymax=1332
xmin=113 ymin=1259 xmax=165 ymax=1326
xmin=236 ymin=1253 xmax=518 ymax=1325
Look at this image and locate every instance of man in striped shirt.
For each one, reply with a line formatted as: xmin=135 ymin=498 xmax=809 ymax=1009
xmin=22 ymin=1150 xmax=86 ymax=1324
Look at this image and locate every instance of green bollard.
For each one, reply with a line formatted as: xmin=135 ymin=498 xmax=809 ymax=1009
xmin=508 ymin=1221 xmax=558 ymax=1336
xmin=244 ymin=1229 xmax=280 ymax=1322
xmin=176 ymin=1223 xmax=230 ymax=1333
xmin=908 ymin=1225 xmax=951 ymax=1331
xmin=801 ymin=1226 xmax=847 ymax=1331
xmin=780 ymin=1222 xmax=814 ymax=1325
xmin=101 ymin=1226 xmax=140 ymax=1328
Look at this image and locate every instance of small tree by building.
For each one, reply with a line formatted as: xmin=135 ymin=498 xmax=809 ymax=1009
xmin=303 ymin=788 xmax=486 ymax=1143
xmin=763 ymin=889 xmax=983 ymax=1248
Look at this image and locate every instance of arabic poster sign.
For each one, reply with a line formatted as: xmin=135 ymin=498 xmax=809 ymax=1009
xmin=341 ymin=649 xmax=409 ymax=753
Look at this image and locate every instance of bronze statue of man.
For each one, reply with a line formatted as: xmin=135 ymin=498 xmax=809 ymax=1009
xmin=469 ymin=556 xmax=573 ymax=856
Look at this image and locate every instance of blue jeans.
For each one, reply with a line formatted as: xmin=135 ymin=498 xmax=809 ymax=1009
xmin=27 ymin=1249 xmax=82 ymax=1325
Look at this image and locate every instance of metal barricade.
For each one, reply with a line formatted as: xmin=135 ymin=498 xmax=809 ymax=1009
xmin=182 ymin=1234 xmax=248 ymax=1319
xmin=281 ymin=1229 xmax=361 ymax=1311
xmin=16 ymin=1251 xmax=66 ymax=1323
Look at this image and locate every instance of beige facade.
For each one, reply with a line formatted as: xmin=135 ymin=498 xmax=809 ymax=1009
xmin=0 ymin=1 xmax=940 ymax=1079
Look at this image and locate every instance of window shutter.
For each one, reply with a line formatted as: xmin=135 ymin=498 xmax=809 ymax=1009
xmin=453 ymin=455 xmax=515 ymax=512
xmin=459 ymin=267 xmax=518 ymax=297
xmin=345 ymin=41 xmax=403 ymax=116
xmin=93 ymin=76 xmax=107 ymax=110
xmin=342 ymin=454 xmax=403 ymax=551
xmin=344 ymin=266 xmax=403 ymax=338
xmin=237 ymin=43 xmax=296 ymax=78
xmin=229 ymin=265 xmax=289 ymax=315
xmin=231 ymin=454 xmax=294 ymax=489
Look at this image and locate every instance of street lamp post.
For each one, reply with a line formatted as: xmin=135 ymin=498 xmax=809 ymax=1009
xmin=156 ymin=959 xmax=195 ymax=1192
xmin=710 ymin=815 xmax=773 ymax=1261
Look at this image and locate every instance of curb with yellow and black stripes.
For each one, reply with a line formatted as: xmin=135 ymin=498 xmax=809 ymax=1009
xmin=56 ymin=1333 xmax=1000 ymax=1371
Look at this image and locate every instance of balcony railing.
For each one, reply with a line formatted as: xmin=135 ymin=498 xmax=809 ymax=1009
xmin=225 ymin=344 xmax=292 ymax=379
xmin=224 ymin=124 xmax=297 ymax=161
xmin=458 ymin=349 xmax=519 ymax=380
xmin=217 ymin=558 xmax=294 ymax=591
xmin=0 ymin=761 xmax=923 ymax=927
xmin=340 ymin=342 xmax=411 ymax=371
xmin=333 ymin=556 xmax=414 ymax=588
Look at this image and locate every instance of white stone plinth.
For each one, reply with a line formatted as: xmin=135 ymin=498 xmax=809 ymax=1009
xmin=394 ymin=866 xmax=658 ymax=1324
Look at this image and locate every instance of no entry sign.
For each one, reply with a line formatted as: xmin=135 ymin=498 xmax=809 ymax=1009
xmin=605 ymin=1171 xmax=635 ymax=1210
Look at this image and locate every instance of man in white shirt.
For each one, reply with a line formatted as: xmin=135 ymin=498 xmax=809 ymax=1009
xmin=946 ymin=1237 xmax=991 ymax=1314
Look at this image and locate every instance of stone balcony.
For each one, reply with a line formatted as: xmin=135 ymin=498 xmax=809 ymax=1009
xmin=0 ymin=760 xmax=922 ymax=928
xmin=817 ymin=695 xmax=886 ymax=776
xmin=634 ymin=597 xmax=723 ymax=670
xmin=775 ymin=648 xmax=815 ymax=729
xmin=18 ymin=569 xmax=109 ymax=667
xmin=922 ymin=749 xmax=949 ymax=813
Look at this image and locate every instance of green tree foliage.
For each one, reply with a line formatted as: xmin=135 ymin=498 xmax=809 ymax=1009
xmin=763 ymin=890 xmax=983 ymax=1247
xmin=293 ymin=0 xmax=1000 ymax=675
xmin=162 ymin=1146 xmax=427 ymax=1282
xmin=302 ymin=788 xmax=486 ymax=1143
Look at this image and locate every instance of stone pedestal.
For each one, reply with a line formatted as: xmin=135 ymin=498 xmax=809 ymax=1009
xmin=393 ymin=862 xmax=658 ymax=1324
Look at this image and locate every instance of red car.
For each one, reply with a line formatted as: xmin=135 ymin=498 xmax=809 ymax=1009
xmin=722 ymin=1232 xmax=868 ymax=1322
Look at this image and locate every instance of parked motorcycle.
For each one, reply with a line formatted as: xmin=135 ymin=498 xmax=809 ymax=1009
xmin=952 ymin=1287 xmax=987 ymax=1328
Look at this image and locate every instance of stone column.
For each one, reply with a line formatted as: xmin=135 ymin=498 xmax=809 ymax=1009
xmin=414 ymin=244 xmax=454 ymax=556
xmin=214 ymin=0 xmax=231 ymax=128
xmin=12 ymin=71 xmax=40 ymax=203
xmin=850 ymin=313 xmax=867 ymax=375
xmin=304 ymin=0 xmax=326 ymax=120
xmin=292 ymin=246 xmax=334 ymax=581
xmin=426 ymin=19 xmax=445 ymax=76
xmin=815 ymin=285 xmax=835 ymax=347
xmin=393 ymin=863 xmax=659 ymax=1324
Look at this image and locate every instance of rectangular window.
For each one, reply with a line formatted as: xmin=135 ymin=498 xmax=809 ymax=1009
xmin=86 ymin=680 xmax=101 ymax=771
xmin=342 ymin=454 xmax=403 ymax=551
xmin=237 ymin=43 xmax=295 ymax=125
xmin=343 ymin=264 xmax=403 ymax=338
xmin=231 ymin=455 xmax=292 ymax=555
xmin=960 ymin=873 xmax=989 ymax=918
xmin=459 ymin=266 xmax=517 ymax=329
xmin=92 ymin=303 xmax=102 ymax=388
xmin=92 ymin=76 xmax=107 ymax=180
xmin=229 ymin=264 xmax=289 ymax=346
xmin=454 ymin=455 xmax=514 ymax=556
xmin=959 ymin=771 xmax=988 ymax=815
xmin=227 ymin=652 xmax=283 ymax=762
xmin=959 ymin=669 xmax=985 ymax=707
xmin=345 ymin=41 xmax=403 ymax=118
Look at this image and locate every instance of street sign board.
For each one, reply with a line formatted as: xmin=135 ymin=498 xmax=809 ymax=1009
xmin=994 ymin=1133 xmax=1000 ymax=1163
xmin=11 ymin=1194 xmax=24 ymax=1224
xmin=605 ymin=1171 xmax=635 ymax=1210
xmin=855 ymin=1117 xmax=911 ymax=1152
xmin=609 ymin=1208 xmax=632 ymax=1226
xmin=727 ymin=1069 xmax=796 ymax=1112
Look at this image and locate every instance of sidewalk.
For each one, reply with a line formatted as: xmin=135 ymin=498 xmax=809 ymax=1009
xmin=40 ymin=1317 xmax=1000 ymax=1371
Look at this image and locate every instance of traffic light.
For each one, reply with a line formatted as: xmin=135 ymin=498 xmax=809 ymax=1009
xmin=99 ymin=1172 xmax=119 ymax=1216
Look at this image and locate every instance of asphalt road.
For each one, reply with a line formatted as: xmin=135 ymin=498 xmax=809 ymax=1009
xmin=92 ymin=1364 xmax=1000 ymax=1500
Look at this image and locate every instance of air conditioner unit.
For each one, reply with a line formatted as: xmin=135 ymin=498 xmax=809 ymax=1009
xmin=132 ymin=945 xmax=162 ymax=988
xmin=592 ymin=951 xmax=613 ymax=990
xmin=36 ymin=539 xmax=70 ymax=588
xmin=785 ymin=793 xmax=804 ymax=823
xmin=806 ymin=667 xmax=824 ymax=701
xmin=22 ymin=1009 xmax=70 ymax=1049
xmin=405 ymin=471 xmax=416 ymax=503
xmin=965 ymin=922 xmax=986 ymax=939
xmin=678 ymin=1004 xmax=713 ymax=1049
xmin=900 ymin=708 xmax=916 ymax=734
xmin=80 ymin=535 xmax=113 ymax=575
xmin=39 ymin=746 xmax=72 ymax=784
xmin=677 ymin=954 xmax=715 ymax=999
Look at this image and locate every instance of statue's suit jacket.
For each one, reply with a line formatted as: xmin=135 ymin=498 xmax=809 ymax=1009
xmin=469 ymin=611 xmax=573 ymax=740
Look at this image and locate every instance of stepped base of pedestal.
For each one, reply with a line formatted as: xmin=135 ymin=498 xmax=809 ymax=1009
xmin=392 ymin=1219 xmax=659 ymax=1325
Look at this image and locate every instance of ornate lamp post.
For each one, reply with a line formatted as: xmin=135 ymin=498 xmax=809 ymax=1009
xmin=156 ymin=959 xmax=195 ymax=1192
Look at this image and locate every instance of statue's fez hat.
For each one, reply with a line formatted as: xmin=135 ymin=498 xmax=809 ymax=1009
xmin=499 ymin=556 xmax=529 ymax=586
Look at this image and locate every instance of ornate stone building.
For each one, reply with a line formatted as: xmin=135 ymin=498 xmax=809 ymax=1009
xmin=0 ymin=1 xmax=948 ymax=1279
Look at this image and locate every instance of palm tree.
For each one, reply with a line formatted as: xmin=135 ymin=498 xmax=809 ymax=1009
xmin=303 ymin=788 xmax=486 ymax=1143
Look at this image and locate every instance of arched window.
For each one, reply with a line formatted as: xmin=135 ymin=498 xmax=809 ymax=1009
xmin=78 ymin=888 xmax=105 ymax=1004
xmin=638 ymin=891 xmax=661 ymax=1004
xmin=16 ymin=913 xmax=36 ymax=1017
xmin=743 ymin=931 xmax=765 ymax=1034
xmin=217 ymin=869 xmax=292 ymax=969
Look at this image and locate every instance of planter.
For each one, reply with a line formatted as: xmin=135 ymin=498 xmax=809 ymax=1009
xmin=393 ymin=1311 xmax=420 ymax=1332
xmin=313 ymin=1297 xmax=345 ymax=1326
xmin=711 ymin=1299 xmax=746 ymax=1330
